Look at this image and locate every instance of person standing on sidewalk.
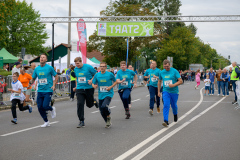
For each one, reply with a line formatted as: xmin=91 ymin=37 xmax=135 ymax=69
xmin=144 ymin=61 xmax=161 ymax=115
xmin=92 ymin=62 xmax=117 ymax=128
xmin=31 ymin=53 xmax=58 ymax=127
xmin=195 ymin=69 xmax=201 ymax=89
xmin=230 ymin=62 xmax=239 ymax=104
xmin=8 ymin=72 xmax=32 ymax=124
xmin=116 ymin=61 xmax=137 ymax=119
xmin=70 ymin=66 xmax=76 ymax=101
xmin=72 ymin=57 xmax=98 ymax=128
xmin=158 ymin=59 xmax=182 ymax=127
xmin=209 ymin=68 xmax=216 ymax=95
xmin=220 ymin=68 xmax=230 ymax=96
xmin=216 ymin=68 xmax=223 ymax=96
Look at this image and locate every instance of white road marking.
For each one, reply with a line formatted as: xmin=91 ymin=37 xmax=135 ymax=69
xmin=132 ymin=96 xmax=226 ymax=160
xmin=131 ymin=99 xmax=141 ymax=102
xmin=1 ymin=121 xmax=59 ymax=137
xmin=91 ymin=106 xmax=116 ymax=113
xmin=114 ymin=87 xmax=204 ymax=160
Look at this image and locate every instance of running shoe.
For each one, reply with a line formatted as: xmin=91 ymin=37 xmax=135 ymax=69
xmin=77 ymin=121 xmax=85 ymax=128
xmin=106 ymin=116 xmax=112 ymax=128
xmin=174 ymin=114 xmax=178 ymax=122
xmin=51 ymin=106 xmax=56 ymax=118
xmin=157 ymin=107 xmax=161 ymax=113
xmin=28 ymin=105 xmax=32 ymax=113
xmin=94 ymin=98 xmax=99 ymax=108
xmin=11 ymin=118 xmax=17 ymax=124
xmin=232 ymin=100 xmax=237 ymax=105
xmin=222 ymin=95 xmax=225 ymax=97
xmin=149 ymin=109 xmax=153 ymax=116
xmin=51 ymin=98 xmax=55 ymax=106
xmin=125 ymin=109 xmax=131 ymax=119
xmin=218 ymin=94 xmax=220 ymax=96
xmin=162 ymin=121 xmax=169 ymax=127
xmin=41 ymin=121 xmax=50 ymax=127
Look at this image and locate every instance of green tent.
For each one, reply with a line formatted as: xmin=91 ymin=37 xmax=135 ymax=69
xmin=90 ymin=57 xmax=110 ymax=69
xmin=0 ymin=48 xmax=28 ymax=64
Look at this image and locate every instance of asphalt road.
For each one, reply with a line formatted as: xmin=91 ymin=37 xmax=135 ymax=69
xmin=0 ymin=81 xmax=240 ymax=160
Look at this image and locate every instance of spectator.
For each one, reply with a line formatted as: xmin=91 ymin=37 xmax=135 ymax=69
xmin=12 ymin=62 xmax=21 ymax=75
xmin=195 ymin=69 xmax=201 ymax=89
xmin=216 ymin=68 xmax=223 ymax=96
xmin=229 ymin=67 xmax=233 ymax=91
xmin=230 ymin=62 xmax=239 ymax=104
xmin=220 ymin=68 xmax=230 ymax=96
xmin=27 ymin=63 xmax=36 ymax=75
xmin=13 ymin=58 xmax=23 ymax=68
xmin=57 ymin=69 xmax=61 ymax=75
xmin=209 ymin=68 xmax=216 ymax=95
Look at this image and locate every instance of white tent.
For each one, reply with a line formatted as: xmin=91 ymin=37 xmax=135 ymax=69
xmin=46 ymin=51 xmax=99 ymax=71
xmin=224 ymin=64 xmax=233 ymax=71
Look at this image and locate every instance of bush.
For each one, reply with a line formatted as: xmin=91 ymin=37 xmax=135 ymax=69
xmin=0 ymin=69 xmax=12 ymax=76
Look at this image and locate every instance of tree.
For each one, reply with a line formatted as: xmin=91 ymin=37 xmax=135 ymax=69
xmin=0 ymin=0 xmax=48 ymax=56
xmin=87 ymin=0 xmax=164 ymax=67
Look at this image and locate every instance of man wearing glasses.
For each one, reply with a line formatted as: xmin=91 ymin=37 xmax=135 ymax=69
xmin=72 ymin=57 xmax=98 ymax=128
xmin=92 ymin=62 xmax=117 ymax=128
xmin=158 ymin=59 xmax=182 ymax=127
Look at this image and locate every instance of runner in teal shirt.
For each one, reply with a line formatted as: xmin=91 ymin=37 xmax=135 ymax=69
xmin=158 ymin=60 xmax=182 ymax=127
xmin=92 ymin=62 xmax=117 ymax=128
xmin=116 ymin=61 xmax=137 ymax=119
xmin=144 ymin=61 xmax=161 ymax=114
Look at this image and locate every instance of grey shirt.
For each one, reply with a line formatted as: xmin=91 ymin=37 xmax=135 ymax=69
xmin=27 ymin=68 xmax=34 ymax=75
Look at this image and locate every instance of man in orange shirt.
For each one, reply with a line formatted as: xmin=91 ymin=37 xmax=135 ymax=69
xmin=18 ymin=68 xmax=34 ymax=106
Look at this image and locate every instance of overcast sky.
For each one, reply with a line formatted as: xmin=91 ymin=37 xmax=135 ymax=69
xmin=21 ymin=0 xmax=240 ymax=63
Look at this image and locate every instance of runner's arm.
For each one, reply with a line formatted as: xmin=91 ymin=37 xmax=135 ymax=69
xmin=53 ymin=74 xmax=59 ymax=87
xmin=158 ymin=79 xmax=162 ymax=93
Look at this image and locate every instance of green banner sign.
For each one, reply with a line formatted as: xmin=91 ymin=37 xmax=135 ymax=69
xmin=97 ymin=22 xmax=154 ymax=37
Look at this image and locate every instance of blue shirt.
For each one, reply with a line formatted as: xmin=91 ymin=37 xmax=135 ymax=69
xmin=209 ymin=72 xmax=216 ymax=82
xmin=116 ymin=69 xmax=136 ymax=90
xmin=74 ymin=64 xmax=97 ymax=89
xmin=32 ymin=64 xmax=57 ymax=92
xmin=159 ymin=68 xmax=181 ymax=94
xmin=144 ymin=68 xmax=161 ymax=88
xmin=92 ymin=71 xmax=116 ymax=100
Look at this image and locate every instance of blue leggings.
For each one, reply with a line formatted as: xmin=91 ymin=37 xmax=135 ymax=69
xmin=37 ymin=92 xmax=53 ymax=122
xmin=162 ymin=91 xmax=179 ymax=122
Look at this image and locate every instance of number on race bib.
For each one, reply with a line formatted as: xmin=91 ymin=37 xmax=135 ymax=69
xmin=39 ymin=78 xmax=48 ymax=85
xmin=78 ymin=77 xmax=86 ymax=83
xmin=164 ymin=80 xmax=172 ymax=87
xmin=121 ymin=81 xmax=128 ymax=86
xmin=13 ymin=93 xmax=20 ymax=97
xmin=151 ymin=77 xmax=157 ymax=82
xmin=100 ymin=86 xmax=108 ymax=92
xmin=22 ymin=87 xmax=27 ymax=91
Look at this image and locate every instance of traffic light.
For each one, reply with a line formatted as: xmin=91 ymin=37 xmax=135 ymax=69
xmin=228 ymin=55 xmax=230 ymax=59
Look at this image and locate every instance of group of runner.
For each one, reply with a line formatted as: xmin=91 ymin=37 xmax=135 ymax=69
xmin=9 ymin=53 xmax=183 ymax=128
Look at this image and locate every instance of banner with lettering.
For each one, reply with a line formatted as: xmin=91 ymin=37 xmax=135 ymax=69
xmin=97 ymin=22 xmax=154 ymax=37
xmin=77 ymin=19 xmax=87 ymax=64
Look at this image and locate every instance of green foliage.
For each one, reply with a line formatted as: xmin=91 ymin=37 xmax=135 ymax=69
xmin=0 ymin=69 xmax=11 ymax=76
xmin=0 ymin=0 xmax=49 ymax=56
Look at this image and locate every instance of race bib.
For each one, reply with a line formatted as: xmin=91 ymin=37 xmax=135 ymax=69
xmin=121 ymin=81 xmax=128 ymax=86
xmin=13 ymin=93 xmax=20 ymax=97
xmin=22 ymin=87 xmax=27 ymax=91
xmin=39 ymin=78 xmax=48 ymax=85
xmin=164 ymin=80 xmax=172 ymax=87
xmin=151 ymin=77 xmax=158 ymax=82
xmin=78 ymin=77 xmax=86 ymax=83
xmin=100 ymin=86 xmax=108 ymax=92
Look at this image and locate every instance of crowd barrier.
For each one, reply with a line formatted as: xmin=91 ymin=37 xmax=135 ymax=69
xmin=0 ymin=74 xmax=144 ymax=105
xmin=235 ymin=81 xmax=240 ymax=110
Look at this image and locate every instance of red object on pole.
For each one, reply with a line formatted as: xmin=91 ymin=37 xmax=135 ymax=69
xmin=77 ymin=19 xmax=87 ymax=64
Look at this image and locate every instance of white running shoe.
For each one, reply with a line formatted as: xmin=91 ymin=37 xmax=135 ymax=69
xmin=51 ymin=106 xmax=56 ymax=118
xmin=41 ymin=121 xmax=50 ymax=127
xmin=218 ymin=94 xmax=220 ymax=96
